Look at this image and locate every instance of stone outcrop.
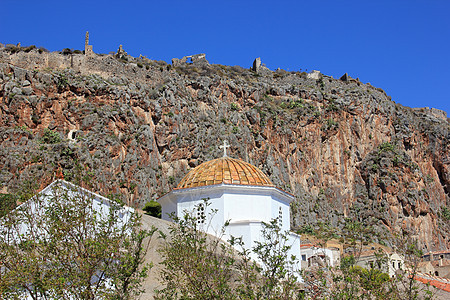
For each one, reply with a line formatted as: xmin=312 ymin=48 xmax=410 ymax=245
xmin=252 ymin=57 xmax=261 ymax=72
xmin=307 ymin=70 xmax=321 ymax=80
xmin=0 ymin=48 xmax=448 ymax=251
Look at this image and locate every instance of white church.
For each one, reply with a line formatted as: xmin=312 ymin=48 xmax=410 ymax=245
xmin=2 ymin=141 xmax=302 ymax=290
xmin=159 ymin=141 xmax=301 ymax=268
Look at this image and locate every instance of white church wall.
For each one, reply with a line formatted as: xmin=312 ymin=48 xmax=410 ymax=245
xmin=289 ymin=232 xmax=301 ymax=260
xmin=227 ymin=221 xmax=301 ymax=279
xmin=226 ymin=222 xmax=253 ymax=250
xmin=172 ymin=188 xmax=226 ymax=236
xmin=387 ymin=253 xmax=405 ymax=277
xmin=224 ymin=192 xmax=272 ymax=223
xmin=160 ymin=197 xmax=177 ymax=221
xmin=270 ymin=197 xmax=291 ymax=232
xmin=161 ymin=185 xmax=294 ymax=237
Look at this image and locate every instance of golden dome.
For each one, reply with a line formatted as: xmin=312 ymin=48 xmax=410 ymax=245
xmin=176 ymin=157 xmax=274 ymax=189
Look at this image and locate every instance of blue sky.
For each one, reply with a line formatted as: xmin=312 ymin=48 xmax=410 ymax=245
xmin=2 ymin=0 xmax=449 ymax=114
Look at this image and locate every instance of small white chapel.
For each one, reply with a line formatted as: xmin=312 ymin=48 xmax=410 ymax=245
xmin=158 ymin=141 xmax=301 ymax=267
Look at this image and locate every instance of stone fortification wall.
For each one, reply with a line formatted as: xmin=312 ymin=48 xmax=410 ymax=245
xmin=0 ymin=50 xmax=167 ymax=85
xmin=413 ymin=107 xmax=448 ymax=123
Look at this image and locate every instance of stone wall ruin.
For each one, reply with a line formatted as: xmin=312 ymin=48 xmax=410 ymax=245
xmin=171 ymin=53 xmax=208 ymax=66
xmin=84 ymin=31 xmax=93 ymax=56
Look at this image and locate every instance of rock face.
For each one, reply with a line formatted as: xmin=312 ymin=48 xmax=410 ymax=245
xmin=0 ymin=48 xmax=449 ymax=251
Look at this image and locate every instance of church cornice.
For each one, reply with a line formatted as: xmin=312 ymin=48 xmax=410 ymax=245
xmin=162 ymin=183 xmax=294 ymax=203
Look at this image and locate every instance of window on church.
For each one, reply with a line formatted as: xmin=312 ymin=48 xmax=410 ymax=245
xmin=278 ymin=207 xmax=282 ymax=227
xmin=197 ymin=203 xmax=206 ymax=224
xmin=301 ymin=255 xmax=306 ymax=261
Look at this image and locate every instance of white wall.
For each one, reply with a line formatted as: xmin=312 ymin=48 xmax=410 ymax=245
xmin=224 ymin=192 xmax=271 ymax=223
xmin=301 ymin=247 xmax=340 ymax=267
xmin=356 ymin=253 xmax=404 ymax=277
xmin=270 ymin=196 xmax=291 ymax=231
xmin=1 ymin=180 xmax=133 ymax=240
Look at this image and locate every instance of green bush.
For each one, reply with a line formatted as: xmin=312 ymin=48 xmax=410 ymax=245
xmin=230 ymin=102 xmax=239 ymax=111
xmin=287 ymin=99 xmax=304 ymax=109
xmin=23 ymin=45 xmax=36 ymax=52
xmin=442 ymin=206 xmax=450 ymax=220
xmin=0 ymin=182 xmax=154 ymax=299
xmin=62 ymin=48 xmax=73 ymax=55
xmin=143 ymin=200 xmax=162 ymax=218
xmin=298 ymin=224 xmax=314 ymax=234
xmin=40 ymin=128 xmax=62 ymax=144
xmin=322 ymin=118 xmax=339 ymax=131
xmin=378 ymin=142 xmax=395 ymax=154
xmin=57 ymin=74 xmax=68 ymax=91
xmin=325 ymin=99 xmax=339 ymax=112
xmin=0 ymin=194 xmax=16 ymax=218
xmin=38 ymin=47 xmax=49 ymax=53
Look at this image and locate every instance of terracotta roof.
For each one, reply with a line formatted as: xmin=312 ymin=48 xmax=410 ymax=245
xmin=300 ymin=243 xmax=317 ymax=248
xmin=414 ymin=274 xmax=450 ymax=292
xmin=176 ymin=156 xmax=274 ymax=189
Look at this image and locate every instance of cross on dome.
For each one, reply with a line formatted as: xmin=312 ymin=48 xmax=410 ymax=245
xmin=219 ymin=140 xmax=230 ymax=157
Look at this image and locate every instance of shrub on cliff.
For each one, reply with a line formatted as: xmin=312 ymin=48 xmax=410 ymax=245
xmin=0 ymin=194 xmax=16 ymax=218
xmin=62 ymin=48 xmax=73 ymax=55
xmin=143 ymin=200 xmax=162 ymax=218
xmin=40 ymin=128 xmax=62 ymax=144
xmin=23 ymin=45 xmax=36 ymax=52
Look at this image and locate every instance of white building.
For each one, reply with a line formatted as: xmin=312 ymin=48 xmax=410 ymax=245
xmin=300 ymin=243 xmax=341 ymax=268
xmin=1 ymin=179 xmax=134 ymax=239
xmin=355 ymin=249 xmax=405 ymax=277
xmin=159 ymin=146 xmax=301 ymax=271
xmin=0 ymin=179 xmax=135 ymax=299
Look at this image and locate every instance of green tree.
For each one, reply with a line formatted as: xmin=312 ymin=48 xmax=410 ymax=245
xmin=0 ymin=181 xmax=155 ymax=299
xmin=250 ymin=219 xmax=301 ymax=299
xmin=155 ymin=200 xmax=237 ymax=299
xmin=301 ymin=217 xmax=434 ymax=300
xmin=386 ymin=238 xmax=434 ymax=300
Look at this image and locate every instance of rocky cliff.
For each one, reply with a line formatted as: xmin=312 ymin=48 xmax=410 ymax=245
xmin=0 ymin=46 xmax=448 ymax=251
